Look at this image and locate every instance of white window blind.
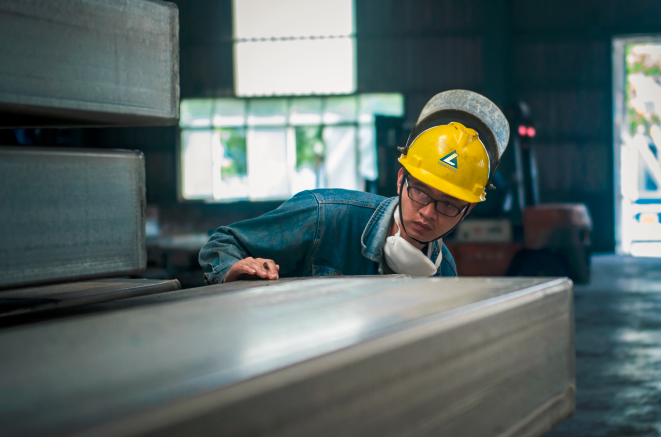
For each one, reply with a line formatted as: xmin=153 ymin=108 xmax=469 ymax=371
xmin=233 ymin=0 xmax=355 ymax=96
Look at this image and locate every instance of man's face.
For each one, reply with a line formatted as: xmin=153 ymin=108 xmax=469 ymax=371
xmin=396 ymin=168 xmax=472 ymax=244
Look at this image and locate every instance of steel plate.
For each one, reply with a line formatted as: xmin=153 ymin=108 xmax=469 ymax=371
xmin=0 ymin=0 xmax=179 ymax=127
xmin=0 ymin=277 xmax=574 ymax=437
xmin=0 ymin=147 xmax=146 ymax=289
xmin=0 ymin=278 xmax=181 ymax=319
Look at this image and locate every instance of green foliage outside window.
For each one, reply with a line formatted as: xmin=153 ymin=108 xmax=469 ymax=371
xmin=295 ymin=126 xmax=325 ymax=170
xmin=219 ymin=128 xmax=247 ymax=180
xmin=625 ymin=43 xmax=661 ymax=136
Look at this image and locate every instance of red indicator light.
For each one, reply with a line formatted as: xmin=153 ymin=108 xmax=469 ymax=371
xmin=527 ymin=127 xmax=536 ymax=138
xmin=518 ymin=125 xmax=527 ymax=136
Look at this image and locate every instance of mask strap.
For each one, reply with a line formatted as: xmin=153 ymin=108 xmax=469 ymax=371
xmin=393 ymin=206 xmax=403 ymax=238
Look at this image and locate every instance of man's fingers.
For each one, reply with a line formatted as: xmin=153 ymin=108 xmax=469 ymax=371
xmin=249 ymin=259 xmax=270 ymax=278
xmin=248 ymin=258 xmax=278 ymax=279
xmin=264 ymin=259 xmax=279 ymax=279
xmin=237 ymin=257 xmax=257 ymax=276
xmin=224 ymin=258 xmax=278 ymax=283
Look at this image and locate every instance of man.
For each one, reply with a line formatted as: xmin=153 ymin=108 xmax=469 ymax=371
xmin=199 ymin=90 xmax=509 ymax=284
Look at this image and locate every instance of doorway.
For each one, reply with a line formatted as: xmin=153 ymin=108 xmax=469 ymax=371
xmin=613 ymin=36 xmax=661 ymax=257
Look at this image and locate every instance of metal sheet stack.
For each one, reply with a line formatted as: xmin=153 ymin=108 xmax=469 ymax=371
xmin=0 ymin=148 xmax=147 ymax=289
xmin=0 ymin=0 xmax=181 ymax=317
xmin=0 ymin=276 xmax=574 ymax=436
xmin=0 ymin=0 xmax=179 ymax=127
xmin=0 ymin=278 xmax=182 ymax=320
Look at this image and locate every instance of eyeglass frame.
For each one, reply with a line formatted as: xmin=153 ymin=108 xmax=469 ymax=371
xmin=403 ymin=176 xmax=469 ymax=218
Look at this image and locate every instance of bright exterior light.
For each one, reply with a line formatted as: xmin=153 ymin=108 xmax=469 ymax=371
xmin=518 ymin=125 xmax=527 ymax=136
xmin=235 ymin=38 xmax=355 ymax=96
xmin=233 ymin=0 xmax=355 ymax=96
xmin=613 ymin=39 xmax=661 ymax=257
xmin=181 ymin=131 xmax=214 ymax=199
xmin=527 ymin=127 xmax=536 ymax=138
xmin=233 ymin=0 xmax=353 ymax=40
xmin=631 ymin=242 xmax=661 ymax=257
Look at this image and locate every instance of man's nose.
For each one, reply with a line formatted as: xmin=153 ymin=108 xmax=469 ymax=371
xmin=419 ymin=202 xmax=437 ymax=219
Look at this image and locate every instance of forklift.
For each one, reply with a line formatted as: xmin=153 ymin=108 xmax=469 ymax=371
xmin=376 ymin=102 xmax=592 ymax=284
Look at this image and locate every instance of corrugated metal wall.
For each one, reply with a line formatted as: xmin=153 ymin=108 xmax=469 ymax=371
xmin=358 ymin=36 xmax=484 ymax=93
xmin=356 ymin=0 xmax=490 ymax=113
xmin=177 ymin=0 xmax=234 ymax=97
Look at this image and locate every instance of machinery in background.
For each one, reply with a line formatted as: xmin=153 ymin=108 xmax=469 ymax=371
xmin=445 ymin=102 xmax=592 ymax=283
xmin=376 ymin=104 xmax=592 ymax=284
xmin=446 ymin=203 xmax=592 ymax=283
xmin=375 ymin=115 xmax=406 ymax=198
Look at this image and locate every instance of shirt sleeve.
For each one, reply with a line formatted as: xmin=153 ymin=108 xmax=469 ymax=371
xmin=198 ymin=191 xmax=319 ymax=284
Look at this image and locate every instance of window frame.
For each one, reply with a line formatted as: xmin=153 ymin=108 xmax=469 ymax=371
xmin=178 ymin=94 xmax=404 ymax=203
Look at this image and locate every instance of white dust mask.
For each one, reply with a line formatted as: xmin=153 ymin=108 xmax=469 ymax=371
xmin=382 ymin=207 xmax=442 ymax=277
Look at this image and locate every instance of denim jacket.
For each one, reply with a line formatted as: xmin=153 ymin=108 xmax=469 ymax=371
xmin=199 ymin=189 xmax=458 ymax=284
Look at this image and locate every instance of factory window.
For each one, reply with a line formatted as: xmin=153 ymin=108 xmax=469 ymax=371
xmin=179 ymin=94 xmax=404 ymax=202
xmin=613 ymin=37 xmax=661 ymax=257
xmin=233 ymin=0 xmax=355 ymax=96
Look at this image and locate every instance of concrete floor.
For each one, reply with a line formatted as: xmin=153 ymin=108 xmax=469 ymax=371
xmin=548 ymin=254 xmax=661 ymax=437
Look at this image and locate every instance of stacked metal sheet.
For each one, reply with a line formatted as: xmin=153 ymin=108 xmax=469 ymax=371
xmin=0 ymin=0 xmax=179 ymax=127
xmin=0 ymin=148 xmax=147 ymax=290
xmin=0 ymin=0 xmax=181 ymax=316
xmin=0 ymin=276 xmax=575 ymax=437
xmin=0 ymin=278 xmax=181 ymax=319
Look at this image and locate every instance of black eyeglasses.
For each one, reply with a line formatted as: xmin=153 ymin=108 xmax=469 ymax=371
xmin=404 ymin=177 xmax=468 ymax=218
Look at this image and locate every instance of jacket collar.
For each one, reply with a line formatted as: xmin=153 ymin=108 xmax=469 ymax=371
xmin=361 ymin=196 xmax=442 ymax=265
xmin=360 ymin=197 xmax=399 ymax=263
xmin=361 ymin=197 xmax=398 ymax=263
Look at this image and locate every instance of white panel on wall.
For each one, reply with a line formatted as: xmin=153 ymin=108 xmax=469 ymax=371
xmin=358 ymin=125 xmax=378 ymax=181
xmin=235 ymin=38 xmax=355 ymax=96
xmin=324 ymin=126 xmax=358 ymax=191
xmin=181 ymin=130 xmax=213 ymax=199
xmin=247 ymin=128 xmax=290 ymax=200
xmin=234 ymin=0 xmax=353 ymax=39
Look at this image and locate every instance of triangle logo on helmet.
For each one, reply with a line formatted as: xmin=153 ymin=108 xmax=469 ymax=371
xmin=440 ymin=150 xmax=459 ymax=168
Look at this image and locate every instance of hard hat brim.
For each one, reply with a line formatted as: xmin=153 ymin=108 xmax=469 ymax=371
xmin=400 ymin=157 xmax=486 ymax=204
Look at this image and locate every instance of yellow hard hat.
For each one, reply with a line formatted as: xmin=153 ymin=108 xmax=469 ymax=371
xmin=399 ymin=122 xmax=490 ymax=203
xmin=399 ymin=90 xmax=510 ymax=203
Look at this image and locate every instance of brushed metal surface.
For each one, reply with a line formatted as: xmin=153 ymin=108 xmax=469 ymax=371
xmin=0 ymin=278 xmax=181 ymax=318
xmin=0 ymin=277 xmax=411 ymax=328
xmin=0 ymin=277 xmax=574 ymax=437
xmin=0 ymin=147 xmax=146 ymax=289
xmin=0 ymin=0 xmax=179 ymax=127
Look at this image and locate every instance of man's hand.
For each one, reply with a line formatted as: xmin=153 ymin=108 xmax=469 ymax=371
xmin=223 ymin=257 xmax=280 ymax=283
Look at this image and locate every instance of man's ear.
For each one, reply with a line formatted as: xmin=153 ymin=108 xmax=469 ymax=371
xmin=396 ymin=168 xmax=405 ymax=195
